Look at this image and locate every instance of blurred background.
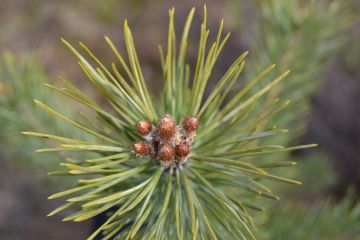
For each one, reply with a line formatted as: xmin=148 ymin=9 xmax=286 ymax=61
xmin=0 ymin=0 xmax=359 ymax=239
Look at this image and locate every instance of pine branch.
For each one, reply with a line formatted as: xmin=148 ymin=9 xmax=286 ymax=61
xmin=25 ymin=6 xmax=316 ymax=239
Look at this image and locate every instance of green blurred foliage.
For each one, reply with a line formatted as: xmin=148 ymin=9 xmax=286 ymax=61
xmin=262 ymin=193 xmax=360 ymax=239
xmin=0 ymin=52 xmax=83 ymax=174
xmin=247 ymin=0 xmax=354 ymax=141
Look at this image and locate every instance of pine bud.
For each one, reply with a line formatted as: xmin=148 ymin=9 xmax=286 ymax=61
xmin=175 ymin=143 xmax=190 ymax=158
xmin=158 ymin=144 xmax=175 ymax=162
xmin=182 ymin=116 xmax=199 ymax=133
xmin=133 ymin=142 xmax=151 ymax=156
xmin=136 ymin=120 xmax=152 ymax=136
xmin=158 ymin=114 xmax=176 ymax=139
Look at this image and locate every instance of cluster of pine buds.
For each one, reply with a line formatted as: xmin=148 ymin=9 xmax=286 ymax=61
xmin=132 ymin=114 xmax=199 ymax=168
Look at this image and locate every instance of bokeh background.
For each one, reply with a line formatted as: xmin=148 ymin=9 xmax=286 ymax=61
xmin=0 ymin=0 xmax=359 ymax=239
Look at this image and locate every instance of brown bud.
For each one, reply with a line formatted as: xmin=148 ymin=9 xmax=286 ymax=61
xmin=175 ymin=143 xmax=190 ymax=158
xmin=133 ymin=142 xmax=151 ymax=156
xmin=158 ymin=114 xmax=176 ymax=139
xmin=182 ymin=116 xmax=199 ymax=133
xmin=158 ymin=144 xmax=175 ymax=162
xmin=136 ymin=120 xmax=152 ymax=136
